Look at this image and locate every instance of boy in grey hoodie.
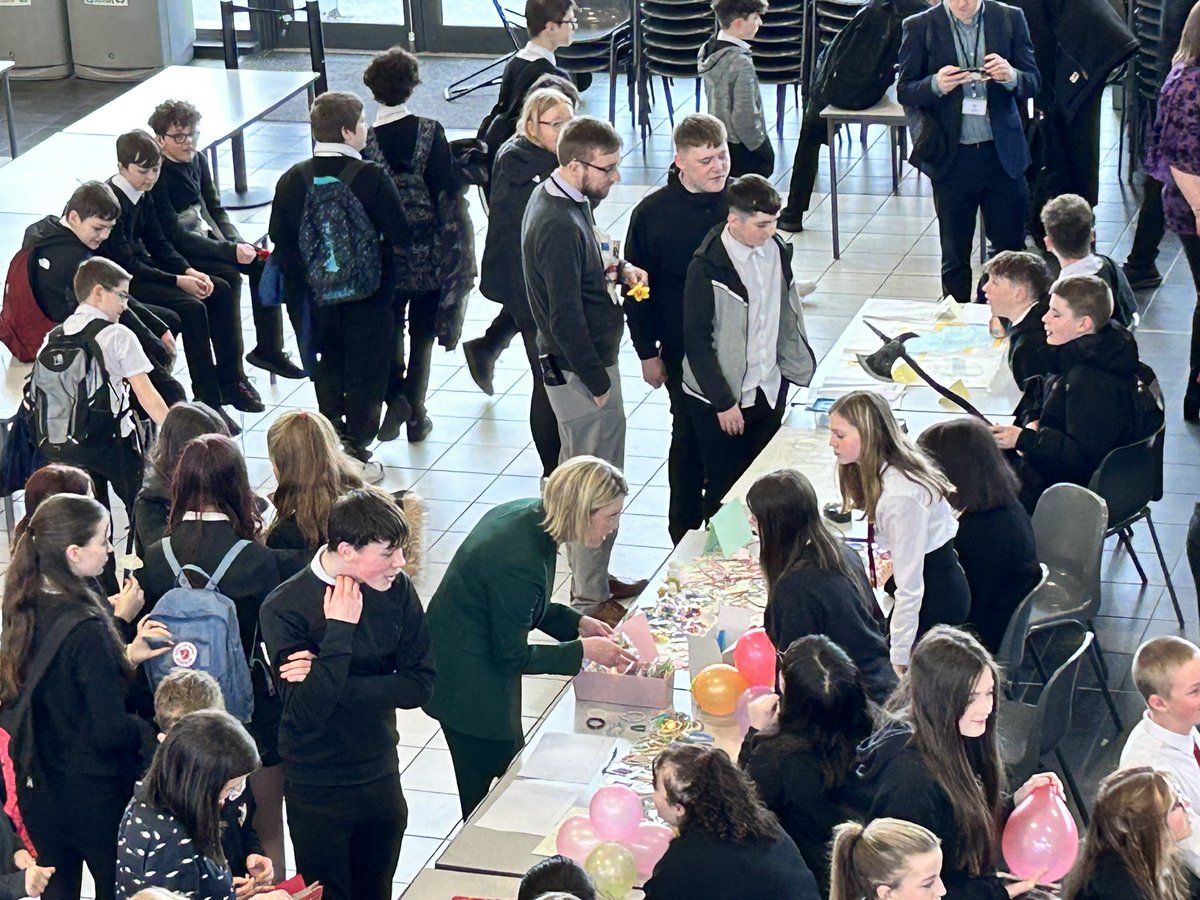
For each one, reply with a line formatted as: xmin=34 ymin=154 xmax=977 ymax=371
xmin=698 ymin=0 xmax=774 ymax=178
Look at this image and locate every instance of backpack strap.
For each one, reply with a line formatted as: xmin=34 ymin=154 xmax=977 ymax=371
xmin=412 ymin=119 xmax=437 ymax=173
xmin=161 ymin=536 xmax=182 ymax=579
xmin=206 ymin=539 xmax=251 ymax=591
xmin=339 ymin=157 xmax=368 ymax=191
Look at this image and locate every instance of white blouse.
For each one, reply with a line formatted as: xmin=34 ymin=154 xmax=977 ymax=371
xmin=873 ymin=465 xmax=958 ymax=667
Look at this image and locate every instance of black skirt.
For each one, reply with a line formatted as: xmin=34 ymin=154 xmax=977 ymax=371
xmin=885 ymin=539 xmax=972 ymax=642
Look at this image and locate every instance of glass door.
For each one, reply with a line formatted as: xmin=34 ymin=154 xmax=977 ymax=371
xmin=415 ymin=0 xmax=516 ymax=54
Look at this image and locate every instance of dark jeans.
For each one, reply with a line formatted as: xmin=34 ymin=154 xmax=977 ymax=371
xmin=285 ymin=774 xmax=407 ymax=900
xmin=23 ymin=774 xmax=132 ymax=900
xmin=1178 ymin=232 xmax=1200 ymax=392
xmin=932 ymin=141 xmax=1029 ymax=303
xmin=685 ymin=383 xmax=788 ymax=522
xmin=193 ymin=254 xmax=286 ymax=355
xmin=388 ymin=290 xmax=440 ymax=418
xmin=665 ymin=363 xmax=705 ymax=544
xmin=1127 ymin=178 xmax=1166 ymax=277
xmin=442 ymin=726 xmax=524 ymax=820
xmin=130 ymin=277 xmax=240 ymax=405
xmin=781 ymin=117 xmax=824 ymax=217
xmin=312 ymin=294 xmax=395 ymax=456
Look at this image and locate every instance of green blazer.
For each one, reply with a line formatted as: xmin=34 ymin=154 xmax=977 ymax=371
xmin=423 ymin=498 xmax=583 ymax=740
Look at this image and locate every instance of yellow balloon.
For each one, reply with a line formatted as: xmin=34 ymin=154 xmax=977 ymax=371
xmin=585 ymin=841 xmax=637 ymax=900
xmin=691 ymin=663 xmax=749 ymax=717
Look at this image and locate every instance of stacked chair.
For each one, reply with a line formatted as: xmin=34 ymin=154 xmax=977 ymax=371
xmin=640 ymin=0 xmax=713 ymax=127
xmin=752 ymin=0 xmax=806 ymax=134
xmin=559 ymin=1 xmax=637 ymax=124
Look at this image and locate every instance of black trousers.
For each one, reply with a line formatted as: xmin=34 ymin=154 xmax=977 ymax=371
xmin=23 ymin=774 xmax=132 ymax=900
xmin=442 ymin=726 xmax=525 ymax=820
xmin=46 ymin=434 xmax=144 ymax=514
xmin=932 ymin=141 xmax=1029 ymax=303
xmin=130 ymin=277 xmax=241 ymax=405
xmin=312 ymin=294 xmax=394 ymax=455
xmin=781 ymin=116 xmax=825 ymax=217
xmin=388 ymin=289 xmax=440 ymax=418
xmin=193 ymin=255 xmax=285 ymax=356
xmin=665 ymin=362 xmax=705 ymax=544
xmin=728 ymin=139 xmax=775 ymax=178
xmin=685 ymin=383 xmax=788 ymax=522
xmin=285 ymin=774 xmax=407 ymax=900
xmin=520 ymin=326 xmax=561 ymax=477
xmin=1178 ymin=232 xmax=1200 ymax=395
xmin=479 ymin=306 xmax=521 ymax=355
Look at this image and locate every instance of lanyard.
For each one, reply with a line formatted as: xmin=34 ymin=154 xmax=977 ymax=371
xmin=950 ymin=2 xmax=985 ymax=69
xmin=549 ymin=173 xmax=596 ymax=228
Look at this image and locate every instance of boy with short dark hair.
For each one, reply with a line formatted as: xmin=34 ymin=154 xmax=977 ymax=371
xmin=1040 ymin=192 xmax=1138 ymax=327
xmin=699 ymin=0 xmax=774 ymax=178
xmin=259 ymin=488 xmax=434 ymax=900
xmin=147 ymin=99 xmax=304 ymax=382
xmin=982 ymin=250 xmax=1054 ymax=393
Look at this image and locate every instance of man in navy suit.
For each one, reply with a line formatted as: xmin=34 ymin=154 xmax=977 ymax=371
xmin=898 ymin=0 xmax=1039 ymax=303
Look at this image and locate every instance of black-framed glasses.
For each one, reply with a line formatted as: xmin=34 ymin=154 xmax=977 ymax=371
xmin=105 ymin=286 xmax=135 ymax=304
xmin=162 ymin=130 xmax=198 ymax=145
xmin=574 ymin=158 xmax=619 ymax=176
xmin=558 ymin=16 xmax=580 ymax=28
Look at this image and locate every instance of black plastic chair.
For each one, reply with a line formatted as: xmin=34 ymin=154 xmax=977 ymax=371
xmin=997 ymin=630 xmax=1094 ymax=825
xmin=995 ymin=564 xmax=1050 ymax=698
xmin=1088 ymin=425 xmax=1184 ymax=627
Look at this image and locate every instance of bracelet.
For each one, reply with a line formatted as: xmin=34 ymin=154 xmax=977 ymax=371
xmin=585 ymin=709 xmax=607 ymax=730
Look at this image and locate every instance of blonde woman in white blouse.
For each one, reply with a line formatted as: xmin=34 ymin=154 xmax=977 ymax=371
xmin=829 ymin=391 xmax=970 ymax=674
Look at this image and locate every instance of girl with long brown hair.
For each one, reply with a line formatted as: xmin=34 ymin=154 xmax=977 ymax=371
xmin=828 ymin=391 xmax=969 ymax=674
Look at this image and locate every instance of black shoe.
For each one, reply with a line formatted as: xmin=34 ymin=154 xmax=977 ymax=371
xmin=462 ymin=338 xmax=497 ymax=396
xmin=1186 ymin=382 xmax=1200 ymax=423
xmin=1122 ymin=266 xmax=1163 ymax=292
xmin=223 ymin=379 xmax=265 ymax=413
xmin=776 ymin=213 xmax=804 ymax=233
xmin=378 ymin=397 xmax=412 ymax=442
xmin=246 ymin=347 xmax=307 ymax=379
xmin=215 ymin=406 xmax=242 ymax=436
xmin=407 ymin=414 xmax=433 ymax=443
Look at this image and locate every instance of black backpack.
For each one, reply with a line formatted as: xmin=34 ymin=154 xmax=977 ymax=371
xmin=812 ymin=0 xmax=928 ymax=111
xmin=297 ymin=159 xmax=382 ymax=306
xmin=364 ymin=121 xmax=440 ymax=295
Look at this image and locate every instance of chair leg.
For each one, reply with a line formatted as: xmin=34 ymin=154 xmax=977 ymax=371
xmin=662 ymin=77 xmax=675 ymax=127
xmin=1087 ymin=640 xmax=1124 ymax=731
xmin=776 ymin=84 xmax=786 ymax=137
xmin=694 ymin=78 xmax=701 ymax=112
xmin=1146 ymin=512 xmax=1185 ymax=628
xmin=1120 ymin=527 xmax=1150 ymax=584
xmin=1029 ymin=638 xmax=1050 ymax=684
xmin=1054 ymin=748 xmax=1089 ymax=826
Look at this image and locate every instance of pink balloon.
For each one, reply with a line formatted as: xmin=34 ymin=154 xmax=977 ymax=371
xmin=589 ymin=785 xmax=644 ymax=842
xmin=734 ymin=685 xmax=776 ymax=736
xmin=1001 ymin=784 xmax=1080 ymax=883
xmin=556 ymin=815 xmax=601 ymax=863
xmin=733 ymin=628 xmax=777 ymax=687
xmin=626 ymin=821 xmax=675 ymax=876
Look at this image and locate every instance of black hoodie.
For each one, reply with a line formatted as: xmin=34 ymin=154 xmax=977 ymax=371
xmin=624 ymin=167 xmax=730 ymax=367
xmin=1015 ymin=322 xmax=1141 ymax=490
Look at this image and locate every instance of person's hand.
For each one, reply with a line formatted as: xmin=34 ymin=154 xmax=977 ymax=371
xmin=640 ymin=356 xmax=667 ymax=389
xmin=185 ymin=268 xmax=215 ymax=291
xmin=1026 ymin=419 xmax=1039 ymax=431
xmin=717 ymin=405 xmax=744 ymax=436
xmin=582 ymin=636 xmax=638 ymax=670
xmin=127 ymin=618 xmax=173 ymax=666
xmin=999 ymin=869 xmax=1050 ymax=898
xmin=990 ymin=424 xmax=1024 ymax=450
xmin=578 ymin=616 xmax=614 ymax=638
xmin=160 ymin=331 xmax=177 ymax=360
xmin=747 ymin=693 xmax=780 ymax=733
xmin=989 ymin=315 xmax=1006 ymax=339
xmin=892 ymin=662 xmax=908 ymax=677
xmin=24 ymin=863 xmax=53 ymax=897
xmin=936 ymin=65 xmax=975 ymax=93
xmin=108 ymin=575 xmax=144 ymax=623
xmin=235 ymin=242 xmax=258 ymax=265
xmin=246 ymin=853 xmax=274 ymax=886
xmin=621 ymin=263 xmax=648 ymax=288
xmin=232 ymin=876 xmax=257 ymax=900
xmin=983 ymin=53 xmax=1014 ymax=83
xmin=1013 ymin=772 xmax=1064 ymax=807
xmin=13 ymin=849 xmax=33 ymax=871
xmin=593 ymin=390 xmax=610 ymax=408
xmin=279 ymin=649 xmax=316 ymax=683
xmin=324 ymin=575 xmax=362 ymax=624
xmin=176 ymin=274 xmax=210 ymax=298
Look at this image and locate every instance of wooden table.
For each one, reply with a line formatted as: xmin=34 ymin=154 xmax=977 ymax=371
xmin=0 ymin=60 xmax=15 ymax=158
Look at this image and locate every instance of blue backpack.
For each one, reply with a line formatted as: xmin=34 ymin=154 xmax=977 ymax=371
xmin=297 ymin=158 xmax=382 ymax=306
xmin=143 ymin=539 xmax=254 ymax=722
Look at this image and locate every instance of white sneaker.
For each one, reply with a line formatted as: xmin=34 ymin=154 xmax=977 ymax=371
xmin=796 ymin=279 xmax=817 ymax=297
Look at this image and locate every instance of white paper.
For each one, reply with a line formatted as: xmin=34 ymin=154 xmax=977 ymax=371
xmin=518 ymin=733 xmax=617 ymax=784
xmin=475 ymin=780 xmax=580 ymax=835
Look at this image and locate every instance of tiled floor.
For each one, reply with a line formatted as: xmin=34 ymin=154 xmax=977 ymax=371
xmin=3 ymin=60 xmax=1200 ymax=897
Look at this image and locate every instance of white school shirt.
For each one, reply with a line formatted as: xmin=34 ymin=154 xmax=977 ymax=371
xmin=1119 ymin=711 xmax=1200 ymax=875
xmin=721 ymin=228 xmax=783 ymax=408
xmin=374 ymin=104 xmax=411 ymax=127
xmin=873 ymin=465 xmax=958 ymax=667
xmin=516 ymin=41 xmax=557 ymax=65
xmin=110 ymin=172 xmax=145 ymax=206
xmin=1058 ymin=254 xmax=1104 ymax=278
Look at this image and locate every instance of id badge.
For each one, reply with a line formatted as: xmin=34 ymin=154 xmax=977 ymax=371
xmin=963 ymin=96 xmax=987 ymax=117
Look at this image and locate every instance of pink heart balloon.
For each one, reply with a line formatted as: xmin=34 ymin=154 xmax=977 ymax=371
xmin=556 ymin=814 xmax=601 ymax=863
xmin=1001 ymin=784 xmax=1080 ymax=883
xmin=627 ymin=821 xmax=676 ymax=876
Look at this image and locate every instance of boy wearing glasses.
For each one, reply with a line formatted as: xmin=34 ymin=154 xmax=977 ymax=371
xmin=147 ymin=99 xmax=304 ymax=383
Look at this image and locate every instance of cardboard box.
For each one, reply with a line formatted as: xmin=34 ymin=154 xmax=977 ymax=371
xmin=574 ymin=668 xmax=675 ymax=709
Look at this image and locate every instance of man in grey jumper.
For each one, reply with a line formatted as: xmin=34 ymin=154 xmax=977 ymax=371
xmin=521 ymin=116 xmax=650 ymax=625
xmin=698 ymin=0 xmax=774 ymax=178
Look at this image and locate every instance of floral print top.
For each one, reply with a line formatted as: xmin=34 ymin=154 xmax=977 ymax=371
xmin=1146 ymin=62 xmax=1200 ymax=236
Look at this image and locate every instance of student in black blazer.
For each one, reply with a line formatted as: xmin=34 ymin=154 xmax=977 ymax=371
xmin=897 ymin=0 xmax=1040 ymax=303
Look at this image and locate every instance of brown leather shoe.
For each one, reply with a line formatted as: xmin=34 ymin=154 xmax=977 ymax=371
xmin=583 ymin=598 xmax=629 ymax=628
xmin=608 ymin=575 xmax=649 ymax=600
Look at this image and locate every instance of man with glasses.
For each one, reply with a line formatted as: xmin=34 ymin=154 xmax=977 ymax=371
xmin=522 ymin=116 xmax=650 ymax=626
xmin=148 ymin=99 xmax=305 ymax=382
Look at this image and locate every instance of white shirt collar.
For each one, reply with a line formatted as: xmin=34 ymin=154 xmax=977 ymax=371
xmin=312 ymin=142 xmax=363 ymax=160
xmin=547 ymin=172 xmax=587 ymax=204
xmin=309 ymin=550 xmax=337 ymax=586
xmin=72 ymin=303 xmax=116 ymax=325
xmin=1138 ymin=710 xmax=1200 ymax=754
xmin=373 ymin=104 xmax=411 ymax=128
xmin=1009 ymin=302 xmax=1039 ymax=327
xmin=111 ymin=172 xmax=143 ymax=205
xmin=517 ymin=41 xmax=557 ymax=64
xmin=717 ymin=30 xmax=751 ymax=50
xmin=721 ymin=226 xmax=767 ymax=263
xmin=181 ymin=511 xmax=231 ymax=522
xmin=1059 ymin=254 xmax=1103 ymax=278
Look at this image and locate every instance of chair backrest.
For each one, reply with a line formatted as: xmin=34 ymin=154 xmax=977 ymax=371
xmin=996 ymin=564 xmax=1050 ymax=682
xmin=1088 ymin=427 xmax=1164 ymax=528
xmin=1031 ymin=484 xmax=1108 ymax=615
xmin=1031 ymin=631 xmax=1094 ymax=762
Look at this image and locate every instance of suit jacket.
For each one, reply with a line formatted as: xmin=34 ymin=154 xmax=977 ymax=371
xmin=897 ymin=1 xmax=1040 ymax=180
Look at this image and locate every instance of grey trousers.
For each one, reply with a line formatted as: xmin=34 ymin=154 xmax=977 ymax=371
xmin=545 ymin=363 xmax=625 ymax=611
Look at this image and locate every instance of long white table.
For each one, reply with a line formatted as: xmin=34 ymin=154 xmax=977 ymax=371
xmin=1 ymin=60 xmax=16 ymax=158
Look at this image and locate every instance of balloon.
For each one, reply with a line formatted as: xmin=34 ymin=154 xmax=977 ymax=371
xmin=691 ymin=663 xmax=749 ymax=716
xmin=732 ymin=627 xmax=777 ymax=687
xmin=589 ymin=784 xmax=644 ymax=842
xmin=584 ymin=841 xmax=638 ymax=900
xmin=626 ymin=821 xmax=675 ymax=876
xmin=1001 ymin=783 xmax=1080 ymax=883
xmin=734 ymin=685 xmax=776 ymax=736
xmin=555 ymin=814 xmax=601 ymax=863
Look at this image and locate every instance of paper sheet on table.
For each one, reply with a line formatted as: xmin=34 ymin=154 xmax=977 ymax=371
xmin=705 ymin=498 xmax=754 ymax=556
xmin=518 ymin=733 xmax=617 ymax=784
xmin=617 ymin=612 xmax=659 ymax=662
xmin=860 ymin=296 xmax=957 ymax=325
xmin=475 ymin=780 xmax=580 ymax=835
xmin=532 ymin=806 xmax=591 ymax=857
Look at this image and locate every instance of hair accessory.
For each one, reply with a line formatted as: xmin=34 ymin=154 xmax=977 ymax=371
xmin=585 ymin=709 xmax=607 ymax=730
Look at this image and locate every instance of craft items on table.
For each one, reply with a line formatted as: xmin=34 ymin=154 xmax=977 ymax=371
xmin=604 ymin=711 xmax=710 ymax=787
xmin=575 ymin=612 xmax=676 ymax=709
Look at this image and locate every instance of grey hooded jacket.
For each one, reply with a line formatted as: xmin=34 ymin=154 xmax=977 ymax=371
xmin=698 ymin=36 xmax=768 ymax=150
xmin=682 ymin=225 xmax=816 ymax=410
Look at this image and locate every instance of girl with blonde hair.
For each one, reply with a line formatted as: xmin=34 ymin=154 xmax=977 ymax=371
xmin=829 ymin=818 xmax=945 ymax=900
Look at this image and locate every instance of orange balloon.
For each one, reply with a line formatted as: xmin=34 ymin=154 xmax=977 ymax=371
xmin=691 ymin=664 xmax=749 ymax=716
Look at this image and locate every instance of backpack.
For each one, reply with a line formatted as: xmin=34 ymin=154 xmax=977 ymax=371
xmin=27 ymin=319 xmax=121 ymax=453
xmin=143 ymin=539 xmax=255 ymax=722
xmin=812 ymin=0 xmax=927 ymax=111
xmin=297 ymin=158 xmax=382 ymax=307
xmin=0 ymin=249 xmax=56 ymax=363
xmin=1132 ymin=361 xmax=1166 ymax=443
